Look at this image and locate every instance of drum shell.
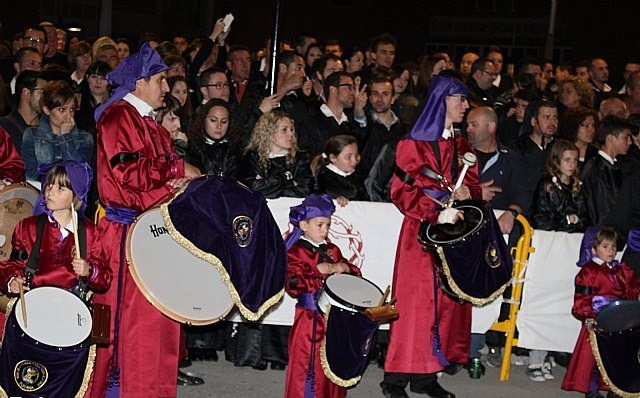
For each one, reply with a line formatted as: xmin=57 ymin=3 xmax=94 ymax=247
xmin=591 ymin=301 xmax=640 ymax=394
xmin=317 ymin=274 xmax=383 ymax=314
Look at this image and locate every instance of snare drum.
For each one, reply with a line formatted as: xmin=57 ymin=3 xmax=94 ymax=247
xmin=0 ymin=287 xmax=95 ymax=398
xmin=589 ymin=300 xmax=640 ymax=395
xmin=318 ymin=274 xmax=383 ymax=314
xmin=318 ymin=274 xmax=382 ymax=387
xmin=418 ymin=200 xmax=513 ymax=306
xmin=126 ymin=208 xmax=234 ymax=325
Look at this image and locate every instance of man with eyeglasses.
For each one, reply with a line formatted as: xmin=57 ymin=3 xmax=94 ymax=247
xmin=0 ymin=70 xmax=46 ymax=153
xmin=298 ymin=71 xmax=367 ymax=156
xmin=467 ymin=58 xmax=497 ymax=108
xmin=20 ymin=25 xmax=47 ymax=55
xmin=199 ymin=66 xmax=230 ymax=103
xmin=8 ymin=48 xmax=42 ymax=96
xmin=382 ymin=75 xmax=480 ymax=398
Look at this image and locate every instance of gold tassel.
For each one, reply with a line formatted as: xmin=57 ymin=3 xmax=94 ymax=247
xmin=319 ymin=307 xmax=363 ymax=388
xmin=160 ymin=193 xmax=283 ymax=321
xmin=588 ymin=328 xmax=640 ymax=398
xmin=437 ymin=247 xmax=510 ymax=306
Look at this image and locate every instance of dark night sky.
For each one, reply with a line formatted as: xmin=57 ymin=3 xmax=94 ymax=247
xmin=2 ymin=0 xmax=638 ymax=86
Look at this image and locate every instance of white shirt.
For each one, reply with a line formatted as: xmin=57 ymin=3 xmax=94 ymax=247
xmin=124 ymin=93 xmax=156 ymax=118
xmin=326 ymin=163 xmax=354 ymax=177
xmin=597 ymin=150 xmax=616 ymax=165
xmin=320 ymin=104 xmax=348 ymax=125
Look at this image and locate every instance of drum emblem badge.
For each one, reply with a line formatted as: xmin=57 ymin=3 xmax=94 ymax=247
xmin=485 ymin=241 xmax=501 ymax=269
xmin=14 ymin=360 xmax=48 ymax=391
xmin=233 ymin=215 xmax=253 ymax=247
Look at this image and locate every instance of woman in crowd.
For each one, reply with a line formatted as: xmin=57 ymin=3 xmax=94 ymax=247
xmin=21 ymin=81 xmax=93 ymax=182
xmin=75 ymin=61 xmax=112 ymax=137
xmin=557 ymin=76 xmax=594 ymax=112
xmin=305 ymin=43 xmax=323 ymax=73
xmin=342 ymin=46 xmax=365 ymax=76
xmin=239 ymin=110 xmax=314 ymax=199
xmin=158 ymin=94 xmax=188 ymax=159
xmin=416 ymin=53 xmax=449 ymax=96
xmin=116 ymin=37 xmax=132 ymax=62
xmin=167 ymin=75 xmax=194 ymax=129
xmin=68 ymin=41 xmax=92 ymax=88
xmin=185 ymin=98 xmax=240 ymax=177
xmin=558 ymin=106 xmax=599 ymax=167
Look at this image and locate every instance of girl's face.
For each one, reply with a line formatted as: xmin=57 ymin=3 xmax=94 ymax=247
xmin=306 ymin=47 xmax=323 ymax=68
xmin=346 ymin=51 xmax=364 ymax=73
xmin=393 ymin=70 xmax=410 ymax=95
xmin=559 ymin=83 xmax=580 ymax=108
xmin=576 ymin=116 xmax=596 ymax=145
xmin=161 ymin=111 xmax=181 ymax=136
xmin=558 ymin=149 xmax=579 ymax=179
xmin=44 ymin=99 xmax=75 ymax=134
xmin=271 ymin=117 xmax=294 ymax=152
xmin=45 ymin=182 xmax=74 ymax=212
xmin=329 ymin=143 xmax=359 ymax=173
xmin=204 ymin=106 xmax=229 ymax=140
xmin=117 ymin=42 xmax=130 ymax=61
xmin=88 ymin=73 xmax=108 ymax=97
xmin=592 ymin=239 xmax=617 ymax=263
xmin=300 ymin=216 xmax=331 ymax=244
xmin=170 ymin=81 xmax=188 ymax=106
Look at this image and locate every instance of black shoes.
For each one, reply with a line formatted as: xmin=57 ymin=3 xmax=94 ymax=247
xmin=177 ymin=370 xmax=204 ymax=386
xmin=380 ymin=382 xmax=409 ymax=398
xmin=411 ymin=381 xmax=456 ymax=398
xmin=442 ymin=363 xmax=464 ymax=375
xmin=178 ymin=357 xmax=192 ymax=368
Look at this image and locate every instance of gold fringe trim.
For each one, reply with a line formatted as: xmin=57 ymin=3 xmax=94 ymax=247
xmin=319 ymin=307 xmax=362 ymax=388
xmin=437 ymin=247 xmax=510 ymax=307
xmin=0 ymin=299 xmax=96 ymax=398
xmin=160 ymin=188 xmax=284 ymax=321
xmin=588 ymin=327 xmax=640 ymax=398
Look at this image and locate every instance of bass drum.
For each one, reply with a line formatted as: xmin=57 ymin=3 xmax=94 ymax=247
xmin=126 ymin=208 xmax=234 ymax=325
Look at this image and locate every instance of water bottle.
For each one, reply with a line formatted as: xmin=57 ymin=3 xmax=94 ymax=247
xmin=469 ymin=357 xmax=482 ymax=379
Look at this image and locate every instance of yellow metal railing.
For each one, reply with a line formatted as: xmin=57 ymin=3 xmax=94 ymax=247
xmin=488 ymin=213 xmax=535 ymax=381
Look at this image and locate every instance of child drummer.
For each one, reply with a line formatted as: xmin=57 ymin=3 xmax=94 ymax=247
xmin=283 ymin=193 xmax=361 ymax=398
xmin=562 ymin=227 xmax=640 ymax=398
xmin=0 ymin=160 xmax=111 ymax=297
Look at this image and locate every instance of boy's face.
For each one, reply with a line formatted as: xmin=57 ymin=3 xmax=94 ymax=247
xmin=45 ymin=182 xmax=74 ymax=212
xmin=592 ymin=239 xmax=617 ymax=263
xmin=300 ymin=216 xmax=331 ymax=244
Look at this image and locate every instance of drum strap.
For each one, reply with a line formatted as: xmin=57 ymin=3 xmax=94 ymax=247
xmin=109 ymin=151 xmax=140 ymax=169
xmin=575 ymin=284 xmax=592 ymax=295
xmin=296 ymin=239 xmax=335 ymax=264
xmin=428 ymin=138 xmax=459 ymax=184
xmin=23 ymin=214 xmax=48 ymax=277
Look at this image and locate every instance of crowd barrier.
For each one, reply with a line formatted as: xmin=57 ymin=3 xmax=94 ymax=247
xmin=231 ymin=198 xmax=588 ymax=356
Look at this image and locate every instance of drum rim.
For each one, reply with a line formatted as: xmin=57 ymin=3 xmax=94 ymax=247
xmin=421 ymin=202 xmax=488 ymax=247
xmin=322 ymin=274 xmax=383 ymax=312
xmin=15 ymin=286 xmax=93 ymax=347
xmin=126 ymin=207 xmax=235 ymax=325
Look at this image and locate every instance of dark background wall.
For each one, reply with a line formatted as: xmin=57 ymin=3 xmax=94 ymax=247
xmin=1 ymin=0 xmax=638 ymax=86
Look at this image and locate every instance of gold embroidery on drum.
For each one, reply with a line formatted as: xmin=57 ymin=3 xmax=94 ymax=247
xmin=14 ymin=360 xmax=48 ymax=392
xmin=232 ymin=215 xmax=253 ymax=247
xmin=485 ymin=242 xmax=501 ymax=269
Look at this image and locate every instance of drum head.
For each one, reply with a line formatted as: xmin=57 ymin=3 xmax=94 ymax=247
xmin=424 ymin=202 xmax=486 ymax=246
xmin=127 ymin=208 xmax=234 ymax=325
xmin=15 ymin=286 xmax=92 ymax=347
xmin=0 ymin=183 xmax=40 ymax=261
xmin=324 ymin=274 xmax=383 ymax=311
xmin=595 ymin=300 xmax=640 ymax=333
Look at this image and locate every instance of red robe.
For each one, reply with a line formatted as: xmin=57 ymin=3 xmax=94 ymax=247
xmin=284 ymin=240 xmax=361 ymax=398
xmin=0 ymin=126 xmax=25 ymax=183
xmin=91 ymin=100 xmax=185 ymax=398
xmin=562 ymin=260 xmax=640 ymax=393
xmin=0 ymin=215 xmax=111 ymax=336
xmin=385 ymin=136 xmax=481 ymax=374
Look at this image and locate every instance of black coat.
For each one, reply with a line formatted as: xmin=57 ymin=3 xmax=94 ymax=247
xmin=185 ymin=139 xmax=241 ymax=178
xmin=315 ymin=165 xmax=367 ymax=201
xmin=581 ymin=154 xmax=623 ymax=225
xmin=532 ymin=176 xmax=588 ymax=232
xmin=238 ymin=151 xmax=313 ymax=199
xmin=478 ymin=145 xmax=531 ymax=215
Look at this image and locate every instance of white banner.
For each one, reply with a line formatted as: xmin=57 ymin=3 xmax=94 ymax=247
xmin=229 ymin=198 xmax=589 ymax=353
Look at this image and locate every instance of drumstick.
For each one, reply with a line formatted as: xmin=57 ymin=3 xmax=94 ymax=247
xmin=71 ymin=202 xmax=80 ymax=259
xmin=18 ymin=282 xmax=27 ymax=328
xmin=378 ymin=285 xmax=391 ymax=306
xmin=453 ymin=152 xmax=477 ymax=192
xmin=423 ymin=191 xmax=446 ymax=207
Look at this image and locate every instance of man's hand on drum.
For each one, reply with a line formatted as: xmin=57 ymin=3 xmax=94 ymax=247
xmin=8 ymin=276 xmax=30 ymax=294
xmin=167 ymin=163 xmax=201 ymax=189
xmin=452 ymin=184 xmax=471 ymax=201
xmin=72 ymin=258 xmax=91 ymax=277
xmin=317 ymin=262 xmax=349 ymax=275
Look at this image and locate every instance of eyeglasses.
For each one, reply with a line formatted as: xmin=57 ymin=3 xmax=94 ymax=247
xmin=202 ymin=82 xmax=230 ymax=89
xmin=29 ymin=87 xmax=45 ymax=92
xmin=336 ymin=84 xmax=355 ymax=91
xmin=447 ymin=94 xmax=467 ymax=102
xmin=23 ymin=36 xmax=45 ymax=44
xmin=482 ymin=70 xmax=499 ymax=78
